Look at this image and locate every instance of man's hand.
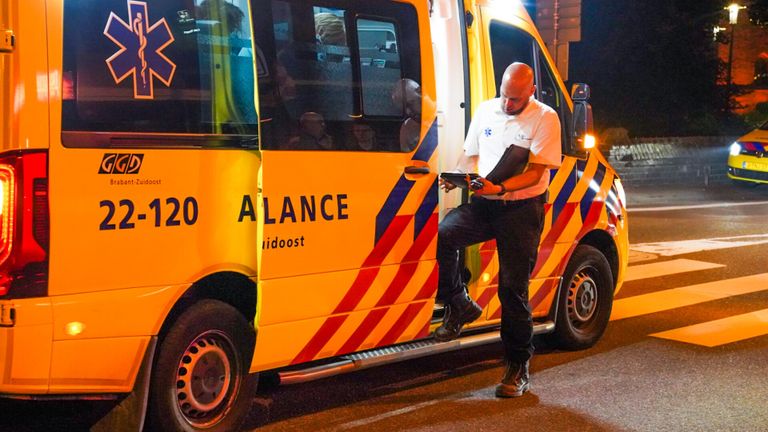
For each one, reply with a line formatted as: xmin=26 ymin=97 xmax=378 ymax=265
xmin=438 ymin=177 xmax=458 ymax=192
xmin=470 ymin=177 xmax=504 ymax=196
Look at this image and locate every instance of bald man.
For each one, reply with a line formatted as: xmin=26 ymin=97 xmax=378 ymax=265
xmin=436 ymin=62 xmax=561 ymax=397
xmin=391 ymin=78 xmax=423 ymax=152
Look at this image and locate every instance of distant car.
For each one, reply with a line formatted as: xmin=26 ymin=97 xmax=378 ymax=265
xmin=727 ymin=123 xmax=768 ymax=185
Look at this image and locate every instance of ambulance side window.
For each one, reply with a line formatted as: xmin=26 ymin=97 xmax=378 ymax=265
xmin=61 ymin=0 xmax=259 ymax=148
xmin=263 ymin=4 xmax=355 ymax=151
xmin=537 ymin=52 xmax=561 ymax=112
xmin=535 ymin=46 xmax=573 ymax=154
xmin=488 ymin=20 xmax=535 ymax=98
xmin=254 ymin=0 xmax=421 ymax=152
xmin=358 ymin=19 xmax=401 ymax=118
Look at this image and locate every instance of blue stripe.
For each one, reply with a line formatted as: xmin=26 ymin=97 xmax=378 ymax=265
xmin=414 ymin=177 xmax=439 ymax=240
xmin=373 ymin=119 xmax=437 ymax=243
xmin=552 ymin=163 xmax=577 ymax=224
xmin=375 ymin=175 xmax=414 ymax=243
xmin=580 ymin=162 xmax=606 ymax=221
xmin=745 ymin=142 xmax=766 ymax=153
xmin=411 ymin=120 xmax=438 ymax=162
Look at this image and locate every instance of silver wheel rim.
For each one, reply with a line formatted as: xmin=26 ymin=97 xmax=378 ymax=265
xmin=567 ymin=270 xmax=598 ymax=325
xmin=175 ymin=330 xmax=239 ymax=427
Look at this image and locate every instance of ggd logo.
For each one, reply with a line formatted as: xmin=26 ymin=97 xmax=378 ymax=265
xmin=99 ymin=153 xmax=144 ymax=174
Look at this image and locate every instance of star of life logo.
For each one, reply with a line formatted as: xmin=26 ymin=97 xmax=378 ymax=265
xmin=104 ymin=1 xmax=176 ymax=99
xmin=484 ymin=127 xmax=493 ymax=137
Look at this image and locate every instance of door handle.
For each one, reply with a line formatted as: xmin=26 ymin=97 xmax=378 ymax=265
xmin=404 ymin=166 xmax=430 ymax=174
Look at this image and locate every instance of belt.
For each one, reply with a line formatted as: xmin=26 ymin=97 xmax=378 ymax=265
xmin=476 ymin=191 xmax=548 ymax=205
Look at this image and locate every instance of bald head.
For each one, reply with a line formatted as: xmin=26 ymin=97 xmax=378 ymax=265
xmin=500 ymin=62 xmax=535 ymax=115
xmin=392 ymin=78 xmax=422 ymax=119
xmin=299 ymin=111 xmax=326 ymax=138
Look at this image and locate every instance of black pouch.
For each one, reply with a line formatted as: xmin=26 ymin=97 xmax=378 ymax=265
xmin=485 ymin=145 xmax=529 ymax=184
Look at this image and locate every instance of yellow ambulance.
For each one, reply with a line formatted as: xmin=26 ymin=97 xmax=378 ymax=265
xmin=728 ymin=124 xmax=768 ymax=185
xmin=0 ymin=0 xmax=628 ymax=430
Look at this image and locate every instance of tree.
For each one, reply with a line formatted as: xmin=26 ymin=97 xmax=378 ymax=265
xmin=747 ymin=0 xmax=768 ymax=26
xmin=569 ymin=0 xmax=729 ymax=136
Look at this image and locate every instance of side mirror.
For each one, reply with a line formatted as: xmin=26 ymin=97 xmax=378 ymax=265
xmin=573 ymin=101 xmax=593 ymax=137
xmin=571 ymin=83 xmax=591 ymax=102
xmin=571 ymin=83 xmax=595 ymax=150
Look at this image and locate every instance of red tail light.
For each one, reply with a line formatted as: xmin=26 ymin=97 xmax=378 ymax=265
xmin=0 ymin=165 xmax=16 ymax=265
xmin=0 ymin=151 xmax=49 ymax=298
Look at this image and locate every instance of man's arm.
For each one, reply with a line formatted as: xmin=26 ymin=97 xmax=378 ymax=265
xmin=473 ymin=162 xmax=547 ymax=196
xmin=455 ymin=152 xmax=478 ymax=174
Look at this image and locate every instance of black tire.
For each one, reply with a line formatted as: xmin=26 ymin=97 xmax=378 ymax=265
xmin=548 ymin=244 xmax=614 ymax=350
xmin=147 ymin=299 xmax=257 ymax=432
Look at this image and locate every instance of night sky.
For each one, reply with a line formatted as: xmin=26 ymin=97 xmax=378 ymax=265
xmin=542 ymin=0 xmax=739 ymax=136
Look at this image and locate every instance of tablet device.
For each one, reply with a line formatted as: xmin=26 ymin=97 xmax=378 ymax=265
xmin=440 ymin=172 xmax=479 ymax=189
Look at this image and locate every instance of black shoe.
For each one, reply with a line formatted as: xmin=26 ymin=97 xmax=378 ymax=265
xmin=434 ymin=292 xmax=482 ymax=342
xmin=495 ymin=360 xmax=530 ymax=398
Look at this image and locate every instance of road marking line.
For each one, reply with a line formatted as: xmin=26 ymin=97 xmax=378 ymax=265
xmin=336 ymin=400 xmax=440 ymax=429
xmin=624 ymin=259 xmax=724 ymax=282
xmin=631 ymin=234 xmax=768 ymax=257
xmin=629 ymin=201 xmax=768 ymax=212
xmin=610 ymin=273 xmax=768 ymax=321
xmin=628 ymin=249 xmax=658 ymax=264
xmin=651 ymin=309 xmax=768 ymax=347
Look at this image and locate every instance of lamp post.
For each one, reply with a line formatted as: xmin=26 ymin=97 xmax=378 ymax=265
xmin=726 ymin=3 xmax=746 ymax=92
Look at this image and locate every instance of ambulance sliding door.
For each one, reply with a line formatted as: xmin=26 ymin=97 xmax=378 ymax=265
xmin=252 ymin=0 xmax=438 ymax=367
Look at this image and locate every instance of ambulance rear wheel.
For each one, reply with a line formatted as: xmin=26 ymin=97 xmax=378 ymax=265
xmin=148 ymin=299 xmax=257 ymax=432
xmin=549 ymin=245 xmax=614 ymax=350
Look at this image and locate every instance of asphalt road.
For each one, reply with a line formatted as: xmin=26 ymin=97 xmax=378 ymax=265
xmin=243 ymin=182 xmax=768 ymax=432
xmin=2 ymin=182 xmax=767 ymax=431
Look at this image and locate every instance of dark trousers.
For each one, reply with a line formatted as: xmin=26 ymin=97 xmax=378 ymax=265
xmin=437 ymin=194 xmax=545 ymax=363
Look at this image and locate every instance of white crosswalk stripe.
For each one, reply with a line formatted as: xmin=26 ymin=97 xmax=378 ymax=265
xmin=623 ymin=259 xmax=724 ymax=282
xmin=631 ymin=234 xmax=768 ymax=257
xmin=619 ymin=247 xmax=768 ymax=347
xmin=612 ymin=273 xmax=768 ymax=321
xmin=651 ymin=309 xmax=768 ymax=347
xmin=628 ymin=201 xmax=768 ymax=212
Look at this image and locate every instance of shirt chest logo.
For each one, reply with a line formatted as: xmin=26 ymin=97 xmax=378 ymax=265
xmin=483 ymin=128 xmax=493 ymax=137
xmin=515 ymin=132 xmax=532 ymax=142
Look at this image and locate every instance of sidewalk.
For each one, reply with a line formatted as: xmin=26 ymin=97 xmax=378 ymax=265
xmin=624 ymin=182 xmax=768 ymax=210
xmin=606 ymin=137 xmax=732 ymax=188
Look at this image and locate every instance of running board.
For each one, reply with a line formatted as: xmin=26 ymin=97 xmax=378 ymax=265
xmin=278 ymin=321 xmax=555 ymax=385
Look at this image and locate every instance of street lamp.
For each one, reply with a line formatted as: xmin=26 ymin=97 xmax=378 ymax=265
xmin=726 ymin=3 xmax=746 ymax=91
xmin=728 ymin=3 xmax=745 ymax=25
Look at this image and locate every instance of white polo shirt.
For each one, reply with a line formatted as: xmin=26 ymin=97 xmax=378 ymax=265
xmin=463 ymin=96 xmax=562 ymax=200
